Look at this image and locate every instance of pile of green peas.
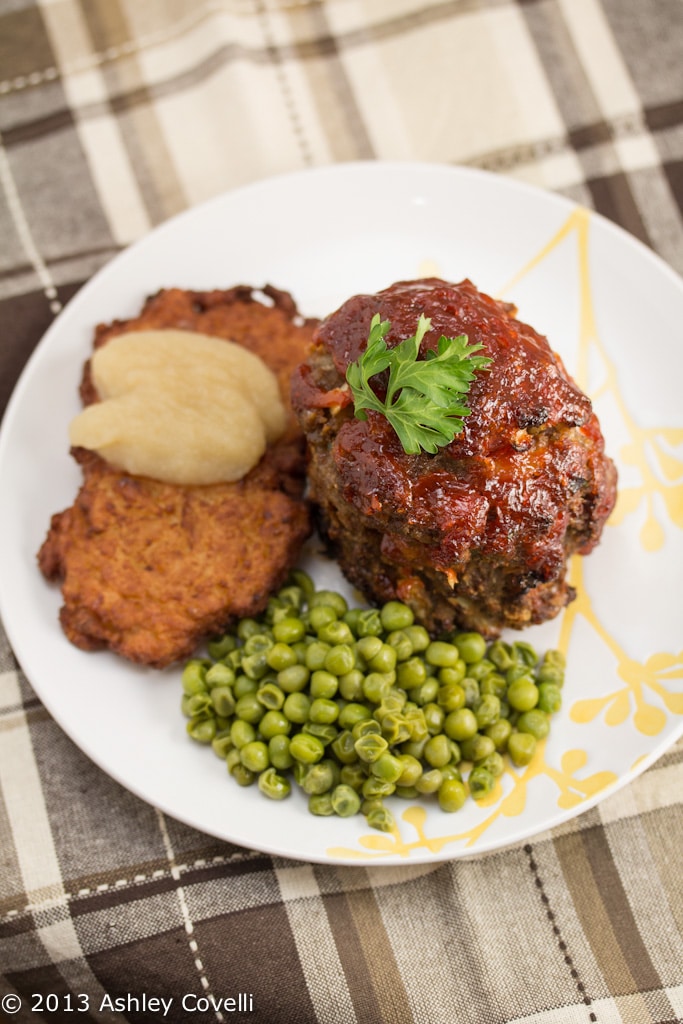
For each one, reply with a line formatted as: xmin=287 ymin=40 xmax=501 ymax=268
xmin=180 ymin=571 xmax=565 ymax=832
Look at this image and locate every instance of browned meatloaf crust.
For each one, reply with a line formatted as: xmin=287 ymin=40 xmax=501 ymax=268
xmin=291 ymin=278 xmax=617 ymax=637
xmin=38 ymin=285 xmax=316 ymax=668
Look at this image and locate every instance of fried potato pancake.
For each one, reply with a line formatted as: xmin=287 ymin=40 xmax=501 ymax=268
xmin=38 ymin=286 xmax=315 ymax=668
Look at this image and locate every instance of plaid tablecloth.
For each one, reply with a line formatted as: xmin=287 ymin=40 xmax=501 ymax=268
xmin=1 ymin=1 xmax=682 ymax=1022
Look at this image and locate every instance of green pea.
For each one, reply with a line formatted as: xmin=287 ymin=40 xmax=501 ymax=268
xmin=310 ymin=590 xmax=348 ymax=617
xmin=538 ymin=683 xmax=562 ymax=714
xmin=343 ymin=608 xmax=363 ymax=636
xmin=257 ymin=768 xmax=291 ymax=801
xmin=182 ymin=692 xmax=213 ymax=718
xmin=537 ymin=664 xmax=565 ymax=686
xmin=424 ymin=734 xmax=452 ymax=769
xmin=241 ymin=651 xmax=269 ymax=681
xmin=367 ymin=643 xmax=398 ymax=674
xmin=331 ymin=729 xmax=359 ymax=765
xmin=233 ymin=674 xmax=258 ymax=698
xmin=302 ymin=722 xmax=338 ymax=746
xmin=277 ymin=664 xmax=310 ymax=693
xmin=508 ymin=731 xmax=537 ymax=766
xmin=403 ymin=624 xmax=430 ymax=652
xmin=305 ymin=607 xmax=333 ymax=635
xmin=259 ymin=709 xmax=291 ymax=740
xmin=484 ymin=718 xmax=512 ymax=751
xmin=288 ymin=569 xmax=315 ymax=599
xmin=205 ymin=662 xmax=235 ymax=687
xmin=396 ymin=754 xmax=423 ymax=787
xmin=487 ymin=640 xmax=514 ymax=670
xmin=403 ymin=709 xmax=429 ymax=744
xmin=356 ymin=635 xmax=382 ymax=663
xmin=507 ymin=677 xmax=539 ymax=712
xmin=461 ymin=677 xmax=480 ymax=707
xmin=235 ymin=693 xmax=265 ymax=725
xmin=324 ymin=644 xmax=356 ymax=677
xmin=309 ymin=698 xmax=340 ymax=725
xmin=181 ymin=660 xmax=208 ymax=695
xmin=438 ymin=778 xmax=467 ymax=812
xmin=426 ymin=641 xmax=459 ymax=668
xmin=423 ymin=702 xmax=445 ymax=735
xmin=211 ymin=731 xmax=234 ymax=759
xmin=380 ymin=600 xmax=415 ymax=631
xmin=395 ymin=785 xmax=419 ymax=799
xmin=460 ymin=734 xmax=495 ymax=762
xmin=230 ymin=718 xmax=256 ymax=749
xmin=338 ymin=669 xmax=365 ymax=701
xmin=438 ymin=661 xmax=467 ymax=685
xmin=363 ymin=673 xmax=392 ymax=704
xmin=364 ymin=804 xmax=395 ymax=832
xmin=437 ymin=683 xmax=466 ymax=713
xmin=355 ymin=608 xmax=383 ymax=637
xmin=266 ymin=642 xmax=298 ymax=672
xmin=362 ymin=776 xmax=395 ymax=799
xmin=304 ymin=640 xmax=331 ymax=671
xmin=268 ymin=734 xmax=294 ymax=770
xmin=398 ymin=656 xmax=428 ymax=690
xmin=516 ymin=708 xmax=550 ymax=740
xmin=474 ymin=694 xmax=500 ymax=728
xmin=511 ymin=640 xmax=538 ymax=668
xmin=283 ymin=691 xmax=310 ymax=724
xmin=230 ymin=763 xmax=255 ymax=787
xmin=300 ymin=760 xmax=337 ymax=795
xmin=309 ymin=670 xmax=339 ymax=700
xmin=256 ymin=681 xmax=285 ymax=710
xmin=338 ymin=703 xmax=372 ymax=730
xmin=240 ymin=740 xmax=269 ymax=773
xmin=308 ymin=792 xmax=334 ymax=816
xmin=469 ymin=766 xmax=495 ymax=800
xmin=352 ymin=718 xmax=381 ymax=741
xmin=318 ymin=620 xmax=355 ymax=647
xmin=370 ymin=751 xmax=404 ymax=783
xmin=210 ymin=686 xmax=235 ymax=718
xmin=408 ymin=677 xmax=439 ymax=706
xmin=340 ymin=763 xmax=367 ymax=791
xmin=467 ymin=658 xmax=496 ymax=682
xmin=271 ymin=617 xmax=305 ymax=644
xmin=441 ymin=762 xmax=462 ymax=782
xmin=415 ymin=769 xmax=443 ymax=794
xmin=477 ymin=751 xmax=505 ymax=778
xmin=453 ymin=632 xmax=487 ymax=664
xmin=289 ymin=732 xmax=325 ymax=764
xmin=377 ymin=712 xmax=411 ymax=745
xmin=480 ymin=673 xmax=507 ymax=699
xmin=207 ymin=634 xmax=237 ymax=660
xmin=226 ymin=747 xmax=241 ymax=771
xmin=386 ymin=630 xmax=413 ymax=662
xmin=331 ymin=784 xmax=361 ymax=817
xmin=187 ymin=717 xmax=216 ymax=744
xmin=237 ymin=618 xmax=262 ymax=641
xmin=443 ymin=707 xmax=478 ymax=741
xmin=354 ymin=733 xmax=388 ymax=763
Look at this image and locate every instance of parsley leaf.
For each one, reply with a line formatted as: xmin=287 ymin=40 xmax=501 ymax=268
xmin=345 ymin=312 xmax=492 ymax=455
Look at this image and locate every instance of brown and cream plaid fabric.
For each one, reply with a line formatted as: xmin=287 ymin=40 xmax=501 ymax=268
xmin=1 ymin=1 xmax=682 ymax=1021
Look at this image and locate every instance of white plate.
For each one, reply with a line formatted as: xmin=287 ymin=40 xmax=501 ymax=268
xmin=1 ymin=161 xmax=682 ymax=865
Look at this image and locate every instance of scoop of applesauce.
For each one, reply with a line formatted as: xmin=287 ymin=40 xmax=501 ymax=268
xmin=68 ymin=329 xmax=287 ymax=485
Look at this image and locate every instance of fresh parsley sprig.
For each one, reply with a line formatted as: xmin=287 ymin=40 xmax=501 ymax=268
xmin=345 ymin=312 xmax=492 ymax=455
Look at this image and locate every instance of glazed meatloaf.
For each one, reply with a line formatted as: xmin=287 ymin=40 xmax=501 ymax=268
xmin=291 ymin=278 xmax=617 ymax=637
xmin=39 ymin=285 xmax=315 ymax=668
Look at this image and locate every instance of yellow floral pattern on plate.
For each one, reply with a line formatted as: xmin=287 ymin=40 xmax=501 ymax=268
xmin=327 ymin=208 xmax=683 ymax=860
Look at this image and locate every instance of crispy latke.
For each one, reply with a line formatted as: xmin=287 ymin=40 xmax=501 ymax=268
xmin=38 ymin=286 xmax=315 ymax=668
